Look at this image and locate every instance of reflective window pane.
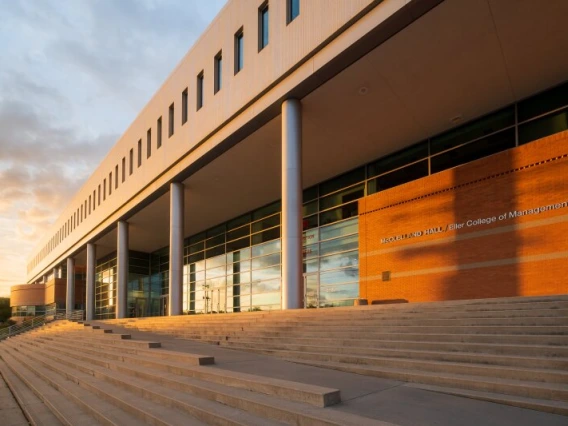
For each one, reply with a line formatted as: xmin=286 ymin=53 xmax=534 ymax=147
xmin=320 ymin=218 xmax=358 ymax=241
xmin=320 ymin=234 xmax=358 ymax=256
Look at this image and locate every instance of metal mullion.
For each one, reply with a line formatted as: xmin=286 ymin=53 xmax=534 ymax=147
xmin=430 ymin=125 xmax=516 ymax=158
xmin=366 ymin=156 xmax=430 ymax=181
xmin=517 ymin=105 xmax=568 ymax=126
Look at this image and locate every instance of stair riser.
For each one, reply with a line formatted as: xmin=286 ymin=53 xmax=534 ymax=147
xmin=12 ymin=340 xmax=345 ymax=426
xmin=25 ymin=337 xmax=336 ymax=408
xmin=235 ymin=347 xmax=568 ymax=386
xmin=292 ymin=359 xmax=568 ymax=403
xmin=129 ymin=317 xmax=568 ymax=329
xmin=2 ymin=345 xmax=139 ymax=426
xmin=7 ymin=342 xmax=252 ymax=426
xmin=219 ymin=340 xmax=568 ymax=366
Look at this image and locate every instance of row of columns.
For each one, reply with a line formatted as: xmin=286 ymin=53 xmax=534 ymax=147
xmin=64 ymin=98 xmax=303 ymax=318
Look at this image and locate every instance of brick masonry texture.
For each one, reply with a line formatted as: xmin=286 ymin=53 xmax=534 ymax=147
xmin=359 ymin=130 xmax=568 ymax=303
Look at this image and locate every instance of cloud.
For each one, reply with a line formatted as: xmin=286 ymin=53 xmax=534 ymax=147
xmin=0 ymin=0 xmax=226 ymax=297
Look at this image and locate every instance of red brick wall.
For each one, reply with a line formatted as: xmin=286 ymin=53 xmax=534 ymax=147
xmin=359 ymin=131 xmax=568 ymax=303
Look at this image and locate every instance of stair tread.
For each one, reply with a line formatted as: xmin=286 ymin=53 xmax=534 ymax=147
xmin=0 ymin=354 xmax=64 ymax=426
xmin=282 ymin=357 xmax=568 ymax=391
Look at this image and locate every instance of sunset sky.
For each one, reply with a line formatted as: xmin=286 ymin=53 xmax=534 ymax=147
xmin=0 ymin=0 xmax=226 ymax=296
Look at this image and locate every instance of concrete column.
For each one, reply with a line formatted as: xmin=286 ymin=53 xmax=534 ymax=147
xmin=169 ymin=182 xmax=184 ymax=316
xmin=66 ymin=258 xmax=75 ymax=314
xmin=86 ymin=243 xmax=96 ymax=321
xmin=52 ymin=268 xmax=58 ymax=280
xmin=117 ymin=220 xmax=129 ymax=319
xmin=281 ymin=98 xmax=303 ymax=309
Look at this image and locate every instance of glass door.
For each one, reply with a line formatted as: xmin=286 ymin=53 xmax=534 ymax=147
xmin=159 ymin=294 xmax=168 ymax=316
xmin=303 ymin=273 xmax=320 ymax=308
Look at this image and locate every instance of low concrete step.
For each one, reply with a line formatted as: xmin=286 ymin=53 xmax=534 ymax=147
xmin=4 ymin=341 xmax=241 ymax=426
xmin=215 ymin=332 xmax=568 ymax=346
xmin=283 ymin=357 xmax=568 ymax=404
xmin=31 ymin=335 xmax=339 ymax=408
xmin=407 ymin=383 xmax=568 ymax=417
xmin=29 ymin=333 xmax=213 ymax=365
xmin=226 ymin=345 xmax=568 ymax=386
xmin=219 ymin=340 xmax=568 ymax=369
xmin=42 ymin=331 xmax=161 ymax=348
xmin=1 ymin=346 xmax=142 ymax=425
xmin=9 ymin=339 xmax=384 ymax=426
xmin=0 ymin=356 xmax=63 ymax=426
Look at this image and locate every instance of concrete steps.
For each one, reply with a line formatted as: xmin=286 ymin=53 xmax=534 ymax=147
xmin=0 ymin=320 xmax=389 ymax=426
xmin=107 ymin=295 xmax=568 ymax=416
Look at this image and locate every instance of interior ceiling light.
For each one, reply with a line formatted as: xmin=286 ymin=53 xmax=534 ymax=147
xmin=358 ymin=86 xmax=369 ymax=96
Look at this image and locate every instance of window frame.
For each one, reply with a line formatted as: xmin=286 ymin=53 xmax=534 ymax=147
xmin=258 ymin=2 xmax=269 ymax=51
xmin=214 ymin=51 xmax=222 ymax=94
xmin=234 ymin=28 xmax=244 ymax=74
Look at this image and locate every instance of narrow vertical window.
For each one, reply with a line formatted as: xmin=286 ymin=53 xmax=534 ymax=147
xmin=235 ymin=29 xmax=244 ymax=74
xmin=287 ymin=0 xmax=299 ymax=24
xmin=157 ymin=118 xmax=162 ymax=148
xmin=196 ymin=72 xmax=204 ymax=110
xmin=109 ymin=171 xmax=113 ymax=194
xmin=138 ymin=139 xmax=142 ymax=167
xmin=169 ymin=103 xmax=175 ymax=137
xmin=92 ymin=190 xmax=96 ymax=211
xmin=214 ymin=52 xmax=222 ymax=94
xmin=115 ymin=165 xmax=118 ymax=189
xmin=103 ymin=179 xmax=107 ymax=200
xmin=98 ymin=184 xmax=101 ymax=205
xmin=182 ymin=88 xmax=188 ymax=125
xmin=89 ymin=195 xmax=91 ymax=215
xmin=122 ymin=157 xmax=126 ymax=182
xmin=259 ymin=2 xmax=269 ymax=51
xmin=147 ymin=129 xmax=152 ymax=157
xmin=129 ymin=149 xmax=134 ymax=175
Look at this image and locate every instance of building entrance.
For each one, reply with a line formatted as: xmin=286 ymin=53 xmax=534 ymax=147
xmin=159 ymin=295 xmax=168 ymax=316
xmin=304 ymin=273 xmax=320 ymax=308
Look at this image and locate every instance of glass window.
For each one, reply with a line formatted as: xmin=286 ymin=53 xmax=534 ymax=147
xmin=319 ymin=250 xmax=358 ymax=272
xmin=368 ymin=160 xmax=428 ymax=195
xmin=129 ymin=149 xmax=133 ymax=175
xmin=252 ymin=227 xmax=280 ymax=245
xmin=320 ymin=282 xmax=359 ymax=303
xmin=430 ymin=107 xmax=514 ymax=155
xmin=252 ymin=213 xmax=280 ymax=233
xmin=251 ymin=252 xmax=280 ymax=270
xmin=319 ymin=268 xmax=358 ymax=286
xmin=182 ymin=88 xmax=188 ymax=125
xmin=287 ymin=0 xmax=300 ymax=23
xmin=319 ymin=184 xmax=364 ymax=211
xmin=518 ymin=81 xmax=568 ymax=122
xmin=214 ymin=52 xmax=222 ymax=94
xmin=303 ymin=200 xmax=318 ymax=217
xmin=253 ymin=201 xmax=281 ymax=220
xmin=518 ymin=108 xmax=568 ymax=145
xmin=206 ymin=234 xmax=225 ymax=248
xmin=252 ymin=238 xmax=281 ymax=257
xmin=303 ymin=215 xmax=318 ymax=231
xmin=157 ymin=118 xmax=162 ymax=148
xmin=228 ymin=214 xmax=251 ymax=230
xmin=197 ymin=72 xmax=204 ymax=110
xmin=320 ymin=234 xmax=358 ymax=256
xmin=227 ymin=225 xmax=249 ymax=242
xmin=320 ymin=218 xmax=358 ymax=241
xmin=226 ymin=236 xmax=250 ymax=253
xmin=137 ymin=139 xmax=142 ymax=167
xmin=252 ymin=265 xmax=280 ymax=282
xmin=259 ymin=2 xmax=269 ymax=50
xmin=235 ymin=29 xmax=244 ymax=74
xmin=319 ymin=201 xmax=358 ymax=226
xmin=367 ymin=142 xmax=428 ymax=178
xmin=431 ymin=128 xmax=516 ymax=173
xmin=207 ymin=224 xmax=226 ymax=238
xmin=206 ymin=245 xmax=225 ymax=259
xmin=303 ymin=185 xmax=318 ymax=202
xmin=319 ymin=167 xmax=365 ymax=196
xmin=168 ymin=103 xmax=174 ymax=137
xmin=303 ymin=243 xmax=319 ymax=259
xmin=147 ymin=128 xmax=152 ymax=158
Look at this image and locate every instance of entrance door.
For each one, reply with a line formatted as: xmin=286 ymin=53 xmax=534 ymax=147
xmin=303 ymin=273 xmax=320 ymax=308
xmin=159 ymin=295 xmax=168 ymax=316
xmin=134 ymin=298 xmax=146 ymax=318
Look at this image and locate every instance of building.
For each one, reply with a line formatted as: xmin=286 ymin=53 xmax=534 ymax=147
xmin=11 ymin=0 xmax=568 ymax=320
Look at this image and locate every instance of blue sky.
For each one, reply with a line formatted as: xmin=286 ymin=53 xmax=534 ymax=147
xmin=0 ymin=0 xmax=227 ymax=296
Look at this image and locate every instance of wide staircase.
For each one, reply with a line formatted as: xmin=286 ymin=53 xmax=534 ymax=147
xmin=110 ymin=295 xmax=568 ymax=416
xmin=0 ymin=320 xmax=390 ymax=425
